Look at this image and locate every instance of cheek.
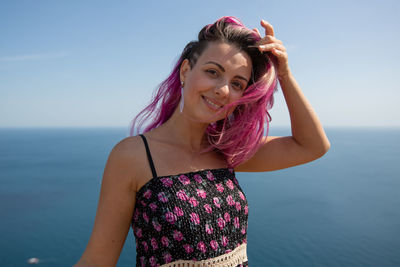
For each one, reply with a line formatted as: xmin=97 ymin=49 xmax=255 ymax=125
xmin=229 ymin=91 xmax=243 ymax=103
xmin=187 ymin=75 xmax=214 ymax=95
xmin=226 ymin=93 xmax=243 ymax=113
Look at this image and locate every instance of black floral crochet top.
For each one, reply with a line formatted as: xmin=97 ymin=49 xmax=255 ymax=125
xmin=131 ymin=134 xmax=249 ymax=267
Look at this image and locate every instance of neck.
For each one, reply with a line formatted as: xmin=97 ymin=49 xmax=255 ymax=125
xmin=156 ymin=108 xmax=211 ymax=153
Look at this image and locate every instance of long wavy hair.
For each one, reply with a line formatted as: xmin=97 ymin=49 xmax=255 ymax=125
xmin=129 ymin=16 xmax=278 ymax=168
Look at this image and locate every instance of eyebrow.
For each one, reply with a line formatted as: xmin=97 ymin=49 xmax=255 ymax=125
xmin=204 ymin=61 xmax=249 ymax=83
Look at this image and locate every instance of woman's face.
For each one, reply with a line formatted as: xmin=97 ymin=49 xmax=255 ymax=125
xmin=180 ymin=41 xmax=252 ymax=123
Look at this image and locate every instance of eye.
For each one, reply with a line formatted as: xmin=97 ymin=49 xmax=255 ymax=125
xmin=206 ymin=69 xmax=218 ymax=77
xmin=232 ymin=81 xmax=244 ymax=91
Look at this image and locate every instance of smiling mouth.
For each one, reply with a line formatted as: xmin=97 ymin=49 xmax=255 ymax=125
xmin=202 ymin=96 xmax=222 ymax=110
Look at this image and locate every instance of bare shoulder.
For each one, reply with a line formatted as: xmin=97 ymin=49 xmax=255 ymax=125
xmin=107 ymin=135 xmax=146 ymax=193
xmin=112 ymin=135 xmax=143 ymax=157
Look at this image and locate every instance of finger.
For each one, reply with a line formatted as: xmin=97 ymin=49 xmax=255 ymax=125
xmin=259 ymin=43 xmax=286 ymax=52
xmin=271 ymin=48 xmax=285 ymax=56
xmin=261 ymin=19 xmax=274 ymax=37
xmin=256 ymin=36 xmax=281 ymax=47
xmin=274 ymin=49 xmax=288 ymax=62
xmin=252 ymin=28 xmax=261 ymax=37
xmin=256 ymin=35 xmax=275 ymax=45
xmin=264 ymin=35 xmax=282 ymax=44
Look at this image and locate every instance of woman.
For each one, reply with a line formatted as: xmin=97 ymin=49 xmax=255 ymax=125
xmin=74 ymin=16 xmax=330 ymax=267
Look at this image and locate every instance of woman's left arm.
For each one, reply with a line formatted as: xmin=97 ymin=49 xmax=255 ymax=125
xmin=235 ymin=20 xmax=330 ymax=172
xmin=277 ymin=69 xmax=331 ymax=155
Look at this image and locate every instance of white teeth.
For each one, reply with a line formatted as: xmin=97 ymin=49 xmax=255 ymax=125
xmin=204 ymin=97 xmax=221 ymax=108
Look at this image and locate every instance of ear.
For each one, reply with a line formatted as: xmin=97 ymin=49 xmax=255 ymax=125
xmin=180 ymin=59 xmax=191 ymax=83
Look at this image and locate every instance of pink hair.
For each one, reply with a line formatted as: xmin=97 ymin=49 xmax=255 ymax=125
xmin=129 ymin=16 xmax=278 ymax=168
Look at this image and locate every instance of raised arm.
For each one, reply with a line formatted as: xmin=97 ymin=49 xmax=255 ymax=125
xmin=235 ymin=20 xmax=330 ymax=172
xmin=74 ymin=138 xmax=140 ymax=267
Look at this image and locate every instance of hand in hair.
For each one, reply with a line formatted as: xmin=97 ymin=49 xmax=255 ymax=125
xmin=252 ymin=20 xmax=290 ymax=80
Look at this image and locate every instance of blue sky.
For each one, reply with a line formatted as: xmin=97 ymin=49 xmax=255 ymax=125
xmin=1 ymin=0 xmax=399 ymax=128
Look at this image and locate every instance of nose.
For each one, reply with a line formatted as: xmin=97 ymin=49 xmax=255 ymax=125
xmin=214 ymin=81 xmax=229 ymax=96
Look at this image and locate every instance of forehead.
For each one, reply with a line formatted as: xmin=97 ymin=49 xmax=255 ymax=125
xmin=197 ymin=42 xmax=252 ymax=77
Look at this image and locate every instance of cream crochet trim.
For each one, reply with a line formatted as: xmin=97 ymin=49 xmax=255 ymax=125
xmin=159 ymin=243 xmax=247 ymax=267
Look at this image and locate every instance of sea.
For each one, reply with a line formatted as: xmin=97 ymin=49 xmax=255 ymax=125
xmin=0 ymin=127 xmax=399 ymax=267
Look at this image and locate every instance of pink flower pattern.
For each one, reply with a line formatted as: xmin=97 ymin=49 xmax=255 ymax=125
xmin=196 ymin=188 xmax=207 ymax=198
xmin=210 ymin=240 xmax=219 ymax=251
xmin=221 ymin=235 xmax=229 ymax=247
xmin=241 ymin=226 xmax=246 ymax=235
xmin=197 ymin=241 xmax=207 ymax=253
xmin=235 ymin=202 xmax=241 ymax=211
xmin=151 ymin=237 xmax=158 ymax=250
xmin=224 ymin=212 xmax=231 ymax=222
xmin=205 ymin=223 xmax=213 ymax=234
xmin=132 ymin=168 xmax=248 ymax=266
xmin=178 ymin=175 xmax=191 ymax=185
xmin=234 ymin=217 xmax=240 ymax=229
xmin=183 ymin=244 xmax=194 ymax=254
xmin=161 ymin=236 xmax=169 ymax=247
xmin=158 ymin=192 xmax=168 ymax=203
xmin=215 ymin=183 xmax=225 ymax=192
xmin=142 ymin=212 xmax=149 ymax=223
xmin=152 ymin=220 xmax=162 ymax=232
xmin=136 ymin=227 xmax=142 ymax=238
xmin=206 ymin=171 xmax=215 ymax=181
xmin=142 ymin=241 xmax=148 ymax=252
xmin=203 ymin=203 xmax=213 ymax=214
xmin=176 ymin=189 xmax=189 ymax=201
xmin=188 ymin=197 xmax=199 ymax=207
xmin=173 ymin=206 xmax=184 ymax=216
xmin=163 ymin=253 xmax=172 ymax=263
xmin=190 ymin=212 xmax=200 ymax=225
xmin=149 ymin=202 xmax=158 ymax=211
xmin=149 ymin=256 xmax=157 ymax=267
xmin=226 ymin=195 xmax=235 ymax=206
xmin=226 ymin=179 xmax=234 ymax=190
xmin=165 ymin=211 xmax=177 ymax=224
xmin=193 ymin=174 xmax=203 ymax=183
xmin=217 ymin=217 xmax=226 ymax=229
xmin=213 ymin=197 xmax=221 ymax=208
xmin=173 ymin=230 xmax=184 ymax=241
xmin=161 ymin=177 xmax=173 ymax=187
xmin=143 ymin=189 xmax=152 ymax=199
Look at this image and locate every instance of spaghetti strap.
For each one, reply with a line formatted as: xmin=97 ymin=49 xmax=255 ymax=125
xmin=139 ymin=134 xmax=158 ymax=179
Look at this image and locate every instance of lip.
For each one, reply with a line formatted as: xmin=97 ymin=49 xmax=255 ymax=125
xmin=202 ymin=96 xmax=224 ymax=109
